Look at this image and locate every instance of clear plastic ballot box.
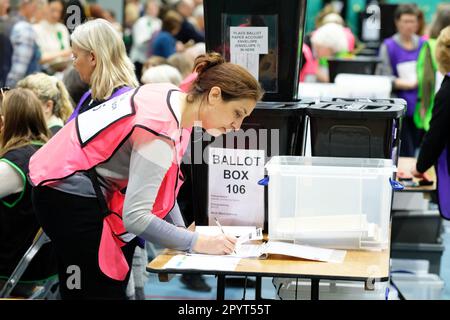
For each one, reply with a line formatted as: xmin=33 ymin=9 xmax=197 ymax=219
xmin=265 ymin=156 xmax=398 ymax=250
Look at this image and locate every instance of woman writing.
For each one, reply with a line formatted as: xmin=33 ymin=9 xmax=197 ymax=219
xmin=29 ymin=51 xmax=264 ymax=299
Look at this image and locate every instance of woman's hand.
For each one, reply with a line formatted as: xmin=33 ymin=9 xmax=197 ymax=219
xmin=192 ymin=234 xmax=237 ymax=255
xmin=411 ymin=166 xmax=432 ymax=181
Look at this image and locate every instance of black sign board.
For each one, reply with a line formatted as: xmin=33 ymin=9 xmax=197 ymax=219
xmin=204 ymin=0 xmax=307 ymax=102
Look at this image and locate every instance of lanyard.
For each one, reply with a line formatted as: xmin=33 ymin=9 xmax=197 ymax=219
xmin=56 ymin=31 xmax=65 ymax=50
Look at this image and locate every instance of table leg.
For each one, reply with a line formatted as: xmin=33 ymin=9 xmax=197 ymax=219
xmin=217 ymin=275 xmax=226 ymax=300
xmin=255 ymin=276 xmax=262 ymax=300
xmin=311 ymin=279 xmax=320 ymax=300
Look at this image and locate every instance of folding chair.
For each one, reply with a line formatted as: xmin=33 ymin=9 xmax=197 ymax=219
xmin=0 ymin=228 xmax=58 ymax=299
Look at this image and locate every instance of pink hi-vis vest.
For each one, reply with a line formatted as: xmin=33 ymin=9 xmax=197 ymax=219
xmin=29 ymin=83 xmax=192 ymax=280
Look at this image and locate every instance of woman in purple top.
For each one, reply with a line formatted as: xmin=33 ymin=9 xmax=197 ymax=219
xmin=377 ymin=4 xmax=424 ymax=157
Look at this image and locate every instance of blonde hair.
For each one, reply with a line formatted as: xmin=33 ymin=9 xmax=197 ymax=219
xmin=436 ymin=26 xmax=450 ymax=74
xmin=17 ymin=73 xmax=74 ymax=123
xmin=71 ymin=19 xmax=138 ymax=100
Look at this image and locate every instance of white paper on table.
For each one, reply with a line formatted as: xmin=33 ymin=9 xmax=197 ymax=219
xmin=263 ymin=241 xmax=347 ymax=263
xmin=191 ymin=241 xmax=347 ymax=263
xmin=195 ymin=226 xmax=263 ymax=244
xmin=163 ymin=254 xmax=240 ymax=271
xmin=397 ymin=61 xmax=417 ymax=83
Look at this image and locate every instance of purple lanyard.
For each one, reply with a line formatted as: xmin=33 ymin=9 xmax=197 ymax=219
xmin=68 ymin=87 xmax=133 ymax=122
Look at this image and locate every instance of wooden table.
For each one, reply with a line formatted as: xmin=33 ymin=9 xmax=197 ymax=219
xmin=147 ymin=246 xmax=390 ymax=300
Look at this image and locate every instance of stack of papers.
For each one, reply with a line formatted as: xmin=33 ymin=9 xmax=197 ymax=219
xmin=231 ymin=241 xmax=346 ymax=263
xmin=275 ymin=215 xmax=381 ymax=245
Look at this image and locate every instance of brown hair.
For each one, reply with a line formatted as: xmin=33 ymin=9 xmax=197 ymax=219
xmin=429 ymin=4 xmax=450 ymax=39
xmin=0 ymin=88 xmax=49 ymax=158
xmin=395 ymin=4 xmax=419 ymax=21
xmin=187 ymin=52 xmax=264 ymax=103
xmin=162 ymin=10 xmax=183 ymax=34
xmin=436 ymin=26 xmax=450 ymax=74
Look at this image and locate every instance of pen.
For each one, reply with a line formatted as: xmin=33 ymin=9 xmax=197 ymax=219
xmin=214 ymin=217 xmax=236 ymax=254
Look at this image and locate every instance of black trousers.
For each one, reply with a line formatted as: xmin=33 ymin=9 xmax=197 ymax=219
xmin=32 ymin=186 xmax=136 ymax=300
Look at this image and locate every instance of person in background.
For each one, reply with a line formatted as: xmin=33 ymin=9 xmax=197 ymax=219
xmin=319 ymin=12 xmax=356 ymax=52
xmin=68 ymin=19 xmax=138 ymax=121
xmin=0 ymin=88 xmax=56 ymax=297
xmin=103 ymin=9 xmax=123 ymax=36
xmin=167 ymin=52 xmax=193 ymax=79
xmin=414 ymin=4 xmax=450 ymax=132
xmin=0 ymin=0 xmax=8 ymax=18
xmin=412 ymin=26 xmax=450 ymax=221
xmin=17 ymin=73 xmax=73 ymax=135
xmin=142 ymin=55 xmax=167 ymax=74
xmin=123 ymin=0 xmax=141 ymax=54
xmin=377 ymin=4 xmax=424 ymax=157
xmin=416 ymin=8 xmax=426 ymax=39
xmin=299 ymin=43 xmax=319 ymax=83
xmin=34 ymin=0 xmax=72 ymax=75
xmin=191 ymin=4 xmax=203 ymax=35
xmin=6 ymin=0 xmax=46 ymax=88
xmin=130 ymin=0 xmax=162 ymax=80
xmin=0 ymin=0 xmax=13 ymax=87
xmin=174 ymin=0 xmax=204 ymax=44
xmin=140 ymin=64 xmax=182 ymax=86
xmin=151 ymin=10 xmax=184 ymax=59
xmin=310 ymin=22 xmax=349 ymax=83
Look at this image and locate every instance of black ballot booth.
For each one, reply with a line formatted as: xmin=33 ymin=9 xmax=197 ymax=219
xmin=306 ymin=101 xmax=406 ymax=165
xmin=184 ymin=0 xmax=307 ymax=229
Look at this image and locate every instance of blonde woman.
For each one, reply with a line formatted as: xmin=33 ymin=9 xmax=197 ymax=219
xmin=17 ymin=73 xmax=73 ymax=135
xmin=68 ymin=19 xmax=138 ymax=121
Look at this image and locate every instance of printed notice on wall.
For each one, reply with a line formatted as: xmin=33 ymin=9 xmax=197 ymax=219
xmin=230 ymin=26 xmax=268 ymax=80
xmin=208 ymin=147 xmax=265 ymax=228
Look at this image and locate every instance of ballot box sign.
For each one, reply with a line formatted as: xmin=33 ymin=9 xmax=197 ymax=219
xmin=230 ymin=27 xmax=268 ymax=81
xmin=208 ymin=147 xmax=265 ymax=228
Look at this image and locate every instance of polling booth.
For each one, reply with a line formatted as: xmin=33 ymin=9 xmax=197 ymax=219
xmin=189 ymin=0 xmax=308 ymax=229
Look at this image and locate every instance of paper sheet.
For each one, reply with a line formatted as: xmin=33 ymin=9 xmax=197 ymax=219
xmin=187 ymin=242 xmax=346 ymax=263
xmin=264 ymin=241 xmax=346 ymax=264
xmin=397 ymin=61 xmax=417 ymax=83
xmin=195 ymin=226 xmax=263 ymax=245
xmin=163 ymin=254 xmax=240 ymax=271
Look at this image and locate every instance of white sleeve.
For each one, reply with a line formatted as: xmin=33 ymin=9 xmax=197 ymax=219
xmin=0 ymin=161 xmax=24 ymax=199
